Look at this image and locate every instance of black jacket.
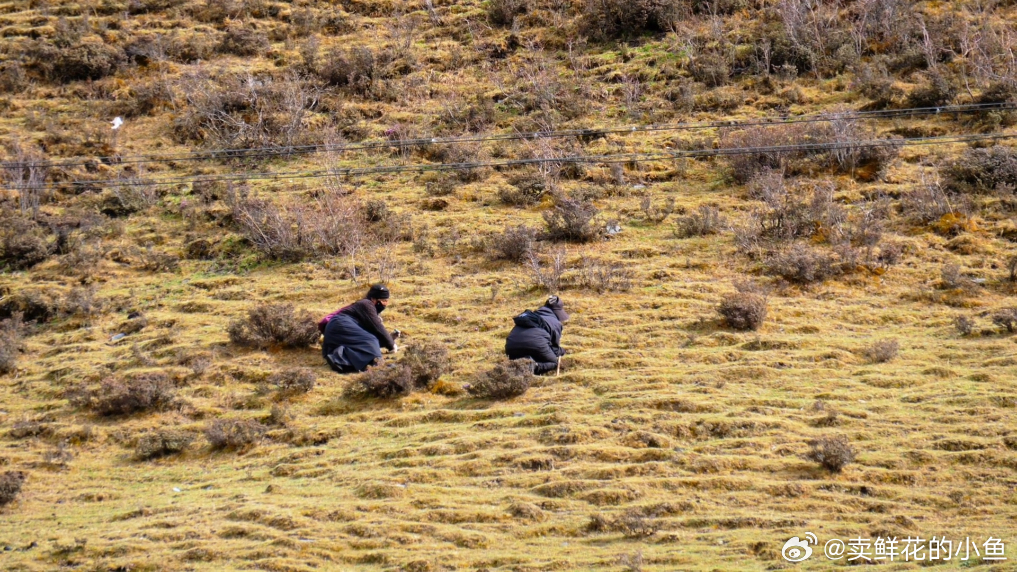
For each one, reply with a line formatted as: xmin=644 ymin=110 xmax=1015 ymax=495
xmin=504 ymin=307 xmax=564 ymax=375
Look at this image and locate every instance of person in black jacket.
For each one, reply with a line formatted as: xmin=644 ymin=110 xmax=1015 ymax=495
xmin=505 ymin=296 xmax=569 ymax=375
xmin=319 ymin=284 xmax=400 ymax=373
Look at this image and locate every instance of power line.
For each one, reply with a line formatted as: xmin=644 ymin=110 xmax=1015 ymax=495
xmin=28 ymin=131 xmax=1017 ymax=191
xmin=4 ymin=102 xmax=1014 ymax=171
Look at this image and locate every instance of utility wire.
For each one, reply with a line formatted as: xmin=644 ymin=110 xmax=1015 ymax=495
xmin=26 ymin=131 xmax=1017 ymax=191
xmin=4 ymin=102 xmax=1014 ymax=171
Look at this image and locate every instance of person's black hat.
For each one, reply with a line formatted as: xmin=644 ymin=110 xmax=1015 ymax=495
xmin=366 ymin=284 xmax=390 ymax=300
xmin=545 ymin=295 xmax=569 ymax=323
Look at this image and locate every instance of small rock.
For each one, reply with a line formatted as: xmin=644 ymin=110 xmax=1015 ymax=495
xmin=111 ymin=333 xmax=126 ymax=342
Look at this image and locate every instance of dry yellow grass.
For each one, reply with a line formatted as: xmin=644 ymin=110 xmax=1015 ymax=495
xmin=2 ymin=0 xmax=1017 ymax=570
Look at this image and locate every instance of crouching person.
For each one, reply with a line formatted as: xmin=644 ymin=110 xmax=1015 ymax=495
xmin=319 ymin=284 xmax=400 ymax=373
xmin=505 ymin=296 xmax=569 ymax=375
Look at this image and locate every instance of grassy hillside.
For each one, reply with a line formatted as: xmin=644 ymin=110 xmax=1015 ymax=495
xmin=2 ymin=0 xmax=1017 ymax=570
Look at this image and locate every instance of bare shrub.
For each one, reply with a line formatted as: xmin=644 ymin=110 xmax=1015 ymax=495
xmin=0 ymin=290 xmax=57 ymax=323
xmin=862 ymin=339 xmax=899 ymax=363
xmin=501 ymin=171 xmax=547 ymax=206
xmin=317 ymin=46 xmax=390 ymax=95
xmin=218 ymin=24 xmax=269 ymax=56
xmin=580 ymin=0 xmax=679 ymax=41
xmin=944 ymin=146 xmax=1017 ymax=195
xmin=468 ymin=359 xmax=533 ymax=399
xmin=0 ymin=61 xmax=27 ymax=94
xmin=992 ymin=308 xmax=1017 ymax=334
xmin=940 ymin=262 xmax=974 ymax=291
xmin=574 ymin=257 xmax=633 ymax=293
xmin=527 ymin=248 xmax=568 ymax=293
xmin=227 ymin=303 xmax=319 ymax=349
xmin=402 ymin=341 xmax=451 ymax=390
xmin=762 ymin=243 xmax=841 ymax=284
xmin=806 ymin=436 xmax=856 ymax=473
xmin=205 ymin=418 xmax=264 ymax=451
xmin=488 ymin=0 xmax=526 ymax=26
xmin=175 ymin=71 xmax=318 ymax=149
xmin=135 ymin=430 xmax=194 ymax=460
xmin=673 ymin=205 xmax=724 ymax=238
xmin=543 ymin=195 xmax=601 ymax=243
xmin=689 ymin=51 xmax=731 ymax=88
xmin=0 ymin=471 xmax=25 ymax=507
xmin=269 ymin=368 xmax=317 ymax=393
xmin=906 ymin=71 xmax=956 ymax=108
xmin=50 ymin=38 xmax=126 ymax=82
xmin=2 ymin=142 xmax=50 ymax=217
xmin=0 ymin=313 xmax=23 ymax=375
xmin=902 ymin=176 xmax=960 ymax=225
xmin=489 ymin=225 xmax=539 ymax=263
xmin=717 ymin=283 xmax=768 ymax=331
xmin=70 ymin=373 xmax=175 ymax=416
xmin=0 ymin=212 xmax=52 ymax=270
xmin=354 ymin=361 xmax=414 ymax=398
xmin=1006 ymin=255 xmax=1017 ymax=283
xmin=720 ymin=123 xmax=827 ymax=184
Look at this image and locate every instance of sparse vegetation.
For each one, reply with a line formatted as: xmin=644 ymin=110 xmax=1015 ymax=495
xmin=70 ymin=373 xmax=175 ymax=417
xmin=269 ymin=368 xmax=317 ymax=394
xmin=0 ymin=471 xmax=25 ymax=507
xmin=806 ymin=436 xmax=856 ymax=473
xmin=0 ymin=313 xmax=22 ymax=375
xmin=205 ymin=418 xmax=265 ymax=451
xmin=467 ymin=359 xmax=533 ymax=399
xmin=228 ymin=303 xmax=319 ymax=350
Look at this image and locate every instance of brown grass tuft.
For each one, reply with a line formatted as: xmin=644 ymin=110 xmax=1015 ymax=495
xmin=806 ymin=436 xmax=856 ymax=473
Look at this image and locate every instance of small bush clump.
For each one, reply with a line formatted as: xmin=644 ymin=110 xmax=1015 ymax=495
xmin=0 ymin=471 xmax=25 ymax=507
xmin=205 ymin=418 xmax=265 ymax=451
xmin=717 ymin=284 xmax=768 ymax=331
xmin=467 ymin=359 xmax=533 ymax=399
xmin=0 ymin=213 xmax=53 ymax=270
xmin=762 ymin=243 xmax=840 ymax=284
xmin=135 ymin=430 xmax=195 ymax=460
xmin=0 ymin=313 xmax=22 ymax=375
xmin=51 ymin=38 xmax=126 ymax=82
xmin=489 ymin=225 xmax=539 ymax=263
xmin=861 ymin=339 xmax=899 ymax=363
xmin=228 ymin=303 xmax=319 ymax=349
xmin=806 ymin=436 xmax=856 ymax=473
xmin=355 ymin=361 xmax=414 ymax=398
xmin=218 ymin=24 xmax=269 ymax=56
xmin=402 ymin=341 xmax=451 ymax=390
xmin=543 ymin=195 xmax=601 ymax=243
xmin=269 ymin=368 xmax=317 ymax=393
xmin=70 ymin=373 xmax=175 ymax=416
xmin=944 ymin=146 xmax=1017 ymax=195
xmin=673 ymin=206 xmax=724 ymax=238
xmin=501 ymin=172 xmax=547 ymax=206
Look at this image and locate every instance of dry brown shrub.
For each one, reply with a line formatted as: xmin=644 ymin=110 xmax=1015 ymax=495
xmin=488 ymin=225 xmax=539 ymax=263
xmin=0 ymin=313 xmax=22 ymax=375
xmin=269 ymin=368 xmax=317 ymax=393
xmin=353 ymin=361 xmax=414 ymax=399
xmin=0 ymin=212 xmax=53 ymax=270
xmin=717 ymin=283 xmax=768 ymax=331
xmin=861 ymin=339 xmax=899 ymax=363
xmin=467 ymin=359 xmax=533 ymax=399
xmin=205 ymin=418 xmax=264 ymax=451
xmin=401 ymin=341 xmax=451 ymax=390
xmin=806 ymin=436 xmax=856 ymax=473
xmin=227 ymin=303 xmax=319 ymax=349
xmin=673 ymin=205 xmax=724 ymax=238
xmin=762 ymin=243 xmax=841 ymax=284
xmin=500 ymin=171 xmax=547 ymax=206
xmin=218 ymin=24 xmax=269 ymax=57
xmin=944 ymin=146 xmax=1017 ymax=195
xmin=50 ymin=38 xmax=125 ymax=83
xmin=543 ymin=195 xmax=601 ymax=243
xmin=0 ymin=471 xmax=25 ymax=507
xmin=992 ymin=308 xmax=1017 ymax=334
xmin=70 ymin=373 xmax=175 ymax=416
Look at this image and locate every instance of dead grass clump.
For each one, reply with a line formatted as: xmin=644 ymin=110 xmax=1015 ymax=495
xmin=70 ymin=373 xmax=175 ymax=416
xmin=135 ymin=430 xmax=194 ymax=460
xmin=543 ymin=195 xmax=601 ymax=243
xmin=50 ymin=38 xmax=125 ymax=82
xmin=501 ymin=171 xmax=547 ymax=206
xmin=944 ymin=146 xmax=1017 ymax=195
xmin=762 ymin=243 xmax=840 ymax=284
xmin=467 ymin=359 xmax=533 ymax=399
xmin=227 ymin=303 xmax=319 ymax=349
xmin=269 ymin=368 xmax=317 ymax=393
xmin=862 ymin=339 xmax=899 ymax=363
xmin=991 ymin=308 xmax=1017 ymax=334
xmin=402 ymin=341 xmax=451 ymax=390
xmin=717 ymin=283 xmax=768 ymax=331
xmin=0 ymin=212 xmax=53 ymax=270
xmin=806 ymin=436 xmax=856 ymax=473
xmin=205 ymin=418 xmax=264 ymax=451
xmin=353 ymin=361 xmax=414 ymax=399
xmin=0 ymin=471 xmax=25 ymax=507
xmin=0 ymin=313 xmax=22 ymax=375
xmin=218 ymin=24 xmax=269 ymax=56
xmin=673 ymin=206 xmax=724 ymax=238
xmin=489 ymin=225 xmax=538 ymax=263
